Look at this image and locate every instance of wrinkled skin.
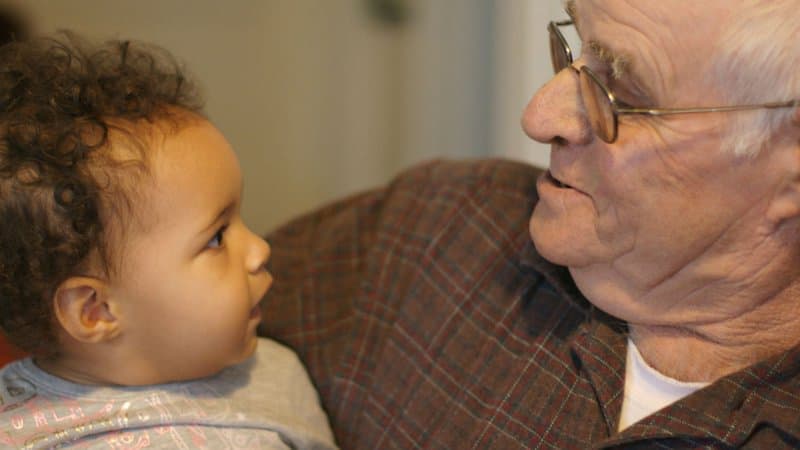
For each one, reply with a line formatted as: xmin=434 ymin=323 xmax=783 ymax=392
xmin=522 ymin=0 xmax=800 ymax=381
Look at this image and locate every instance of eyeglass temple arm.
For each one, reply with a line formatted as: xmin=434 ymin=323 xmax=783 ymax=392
xmin=617 ymin=100 xmax=800 ymax=116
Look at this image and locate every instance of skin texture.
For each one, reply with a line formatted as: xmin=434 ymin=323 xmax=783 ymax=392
xmin=41 ymin=118 xmax=272 ymax=386
xmin=522 ymin=0 xmax=800 ymax=381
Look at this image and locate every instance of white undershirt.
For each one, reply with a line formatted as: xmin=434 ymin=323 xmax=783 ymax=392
xmin=618 ymin=338 xmax=710 ymax=431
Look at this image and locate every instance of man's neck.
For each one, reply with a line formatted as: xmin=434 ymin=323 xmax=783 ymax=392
xmin=628 ymin=287 xmax=800 ymax=382
xmin=573 ymin=220 xmax=800 ymax=383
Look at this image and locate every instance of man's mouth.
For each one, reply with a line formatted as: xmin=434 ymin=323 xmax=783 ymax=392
xmin=547 ymin=170 xmax=573 ymax=189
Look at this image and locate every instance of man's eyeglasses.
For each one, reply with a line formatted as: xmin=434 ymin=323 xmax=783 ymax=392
xmin=548 ymin=20 xmax=800 ymax=143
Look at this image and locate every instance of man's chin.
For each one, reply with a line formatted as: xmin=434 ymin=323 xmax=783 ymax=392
xmin=530 ymin=215 xmax=573 ymax=267
xmin=532 ymin=232 xmax=603 ymax=272
xmin=529 ymin=210 xmax=610 ymax=269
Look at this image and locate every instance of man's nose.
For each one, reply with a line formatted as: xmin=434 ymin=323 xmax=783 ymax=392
xmin=521 ymin=68 xmax=592 ymax=145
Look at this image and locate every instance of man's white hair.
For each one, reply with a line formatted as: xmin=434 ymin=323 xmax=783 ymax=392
xmin=712 ymin=0 xmax=799 ymax=156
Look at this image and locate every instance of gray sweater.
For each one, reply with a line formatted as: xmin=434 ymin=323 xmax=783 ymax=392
xmin=0 ymin=338 xmax=337 ymax=449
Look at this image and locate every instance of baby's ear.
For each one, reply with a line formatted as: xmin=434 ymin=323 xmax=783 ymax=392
xmin=53 ymin=277 xmax=120 ymax=343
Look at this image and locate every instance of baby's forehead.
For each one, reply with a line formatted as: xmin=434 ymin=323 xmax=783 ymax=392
xmin=98 ymin=111 xmax=205 ymax=187
xmin=108 ymin=114 xmax=233 ymax=207
xmin=105 ymin=109 xmax=203 ymax=159
xmin=94 ymin=118 xmax=189 ymax=247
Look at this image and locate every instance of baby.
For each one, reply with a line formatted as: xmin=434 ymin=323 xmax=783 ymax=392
xmin=0 ymin=33 xmax=337 ymax=449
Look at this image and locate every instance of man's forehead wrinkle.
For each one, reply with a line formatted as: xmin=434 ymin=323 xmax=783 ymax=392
xmin=628 ymin=18 xmax=696 ymax=106
xmin=575 ymin=0 xmax=680 ymax=104
xmin=573 ymin=0 xmax=636 ymax=80
xmin=616 ymin=1 xmax=719 ymax=104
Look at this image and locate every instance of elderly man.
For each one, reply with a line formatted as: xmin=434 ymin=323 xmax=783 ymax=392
xmin=261 ymin=0 xmax=800 ymax=448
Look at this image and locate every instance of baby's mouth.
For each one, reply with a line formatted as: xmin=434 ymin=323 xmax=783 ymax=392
xmin=250 ymin=303 xmax=262 ymax=319
xmin=250 ymin=272 xmax=272 ymax=319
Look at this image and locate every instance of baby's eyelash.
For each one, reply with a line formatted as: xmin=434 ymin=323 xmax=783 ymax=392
xmin=207 ymin=225 xmax=228 ymax=249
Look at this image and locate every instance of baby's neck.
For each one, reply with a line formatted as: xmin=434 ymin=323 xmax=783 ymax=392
xmin=34 ymin=355 xmax=120 ymax=386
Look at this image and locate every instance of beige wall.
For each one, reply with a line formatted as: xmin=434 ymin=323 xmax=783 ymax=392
xmin=2 ymin=0 xmax=561 ymax=234
xmin=491 ymin=1 xmax=569 ymax=166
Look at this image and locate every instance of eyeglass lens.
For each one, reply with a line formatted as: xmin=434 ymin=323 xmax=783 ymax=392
xmin=548 ymin=23 xmax=616 ymax=143
xmin=548 ymin=24 xmax=571 ymax=73
xmin=579 ymin=69 xmax=616 ymax=142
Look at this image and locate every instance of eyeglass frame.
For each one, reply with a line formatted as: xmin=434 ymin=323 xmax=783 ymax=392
xmin=548 ymin=20 xmax=800 ymax=143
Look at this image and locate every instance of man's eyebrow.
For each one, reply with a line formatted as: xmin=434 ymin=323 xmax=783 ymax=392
xmin=564 ymin=0 xmax=577 ymax=23
xmin=585 ymin=40 xmax=630 ymax=80
xmin=563 ymin=1 xmax=629 ymax=81
xmin=563 ymin=0 xmax=651 ymax=100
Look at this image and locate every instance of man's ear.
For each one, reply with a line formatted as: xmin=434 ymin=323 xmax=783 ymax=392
xmin=767 ymin=134 xmax=800 ymax=226
xmin=767 ymin=182 xmax=800 ymax=226
xmin=53 ymin=277 xmax=120 ymax=344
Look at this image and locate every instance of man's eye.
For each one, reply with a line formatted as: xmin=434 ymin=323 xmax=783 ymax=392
xmin=207 ymin=226 xmax=227 ymax=249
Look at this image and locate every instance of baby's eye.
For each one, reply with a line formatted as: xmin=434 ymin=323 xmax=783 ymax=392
xmin=207 ymin=225 xmax=227 ymax=249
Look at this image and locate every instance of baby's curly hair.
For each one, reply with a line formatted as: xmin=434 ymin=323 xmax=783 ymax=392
xmin=0 ymin=32 xmax=204 ymax=355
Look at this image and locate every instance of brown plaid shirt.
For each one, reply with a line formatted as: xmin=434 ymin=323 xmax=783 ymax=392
xmin=261 ymin=159 xmax=800 ymax=449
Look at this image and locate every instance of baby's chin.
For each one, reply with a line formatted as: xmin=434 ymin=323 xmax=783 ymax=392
xmin=166 ymin=337 xmax=260 ymax=383
xmin=229 ymin=334 xmax=260 ymax=365
xmin=243 ymin=335 xmax=260 ymax=358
